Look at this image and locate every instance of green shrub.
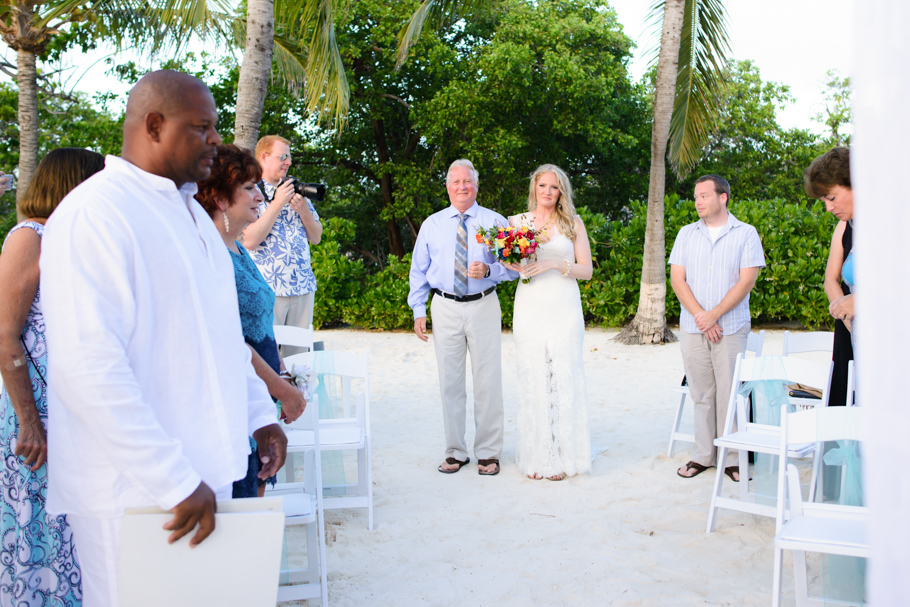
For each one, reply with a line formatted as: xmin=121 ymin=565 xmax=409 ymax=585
xmin=309 ymin=197 xmax=838 ymax=331
xmin=0 ymin=211 xmax=15 ymax=246
xmin=312 ymin=217 xmax=366 ymax=328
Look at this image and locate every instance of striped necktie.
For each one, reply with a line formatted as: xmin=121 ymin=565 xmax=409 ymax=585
xmin=454 ymin=213 xmax=468 ymax=297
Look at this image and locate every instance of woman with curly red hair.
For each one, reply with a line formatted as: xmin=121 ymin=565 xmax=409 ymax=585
xmin=195 ymin=144 xmax=305 ymax=497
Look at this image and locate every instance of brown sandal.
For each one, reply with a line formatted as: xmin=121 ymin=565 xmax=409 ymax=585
xmin=438 ymin=457 xmax=469 ymax=474
xmin=677 ymin=461 xmax=711 ymax=478
xmin=478 ymin=459 xmax=500 ymax=476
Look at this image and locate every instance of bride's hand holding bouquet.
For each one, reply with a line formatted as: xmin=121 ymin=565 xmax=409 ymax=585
xmin=475 ymin=224 xmax=540 ymax=283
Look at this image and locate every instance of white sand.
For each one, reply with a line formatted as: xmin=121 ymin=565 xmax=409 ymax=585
xmin=286 ymin=328 xmax=811 ymax=606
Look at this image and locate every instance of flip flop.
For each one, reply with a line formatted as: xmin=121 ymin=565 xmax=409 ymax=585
xmin=478 ymin=459 xmax=500 ymax=476
xmin=724 ymin=466 xmax=746 ymax=482
xmin=677 ymin=461 xmax=711 ymax=478
xmin=438 ymin=457 xmax=469 ymax=474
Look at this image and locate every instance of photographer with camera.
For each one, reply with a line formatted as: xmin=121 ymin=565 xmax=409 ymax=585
xmin=243 ymin=135 xmax=323 ymax=355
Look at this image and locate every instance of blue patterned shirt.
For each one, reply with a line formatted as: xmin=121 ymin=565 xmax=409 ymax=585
xmin=248 ymin=180 xmax=320 ymax=297
xmin=669 ymin=212 xmax=766 ymax=335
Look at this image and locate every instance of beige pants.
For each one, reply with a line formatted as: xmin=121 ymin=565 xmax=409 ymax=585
xmin=274 ymin=291 xmax=315 ymax=357
xmin=680 ymin=323 xmax=750 ymax=468
xmin=430 ymin=292 xmax=504 ymax=462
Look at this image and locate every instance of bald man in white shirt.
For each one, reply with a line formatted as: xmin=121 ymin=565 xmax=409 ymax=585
xmin=40 ymin=71 xmax=287 ymax=606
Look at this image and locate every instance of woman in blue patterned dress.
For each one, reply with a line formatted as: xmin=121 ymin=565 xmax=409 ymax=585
xmin=195 ymin=145 xmax=306 ymax=498
xmin=0 ymin=148 xmax=104 ymax=607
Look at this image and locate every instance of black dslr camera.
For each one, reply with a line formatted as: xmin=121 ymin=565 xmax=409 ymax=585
xmin=279 ymin=176 xmax=327 ymax=202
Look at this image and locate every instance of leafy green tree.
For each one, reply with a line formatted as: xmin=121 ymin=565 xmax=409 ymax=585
xmin=423 ymin=0 xmax=651 ymax=218
xmin=671 ymin=60 xmax=826 ymax=203
xmin=299 ymin=0 xmax=650 ymax=261
xmin=813 ymin=69 xmax=851 ymax=147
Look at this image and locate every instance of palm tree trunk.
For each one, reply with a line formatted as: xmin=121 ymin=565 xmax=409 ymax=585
xmin=16 ymin=47 xmax=38 ymax=205
xmin=615 ymin=0 xmax=684 ymax=345
xmin=234 ymin=0 xmax=275 ymax=151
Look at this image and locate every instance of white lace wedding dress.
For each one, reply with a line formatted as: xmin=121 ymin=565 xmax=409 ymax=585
xmin=510 ymin=214 xmax=591 ymax=478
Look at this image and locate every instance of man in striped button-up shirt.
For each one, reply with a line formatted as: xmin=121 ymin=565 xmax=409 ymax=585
xmin=669 ymin=175 xmax=765 ymax=481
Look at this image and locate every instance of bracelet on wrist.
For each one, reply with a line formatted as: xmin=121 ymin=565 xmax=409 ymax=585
xmin=561 ymin=260 xmax=571 ymax=276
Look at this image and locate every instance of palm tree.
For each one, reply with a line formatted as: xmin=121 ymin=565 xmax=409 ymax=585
xmin=1 ymin=0 xmax=235 ymax=199
xmin=616 ymin=0 xmax=731 ymax=344
xmin=233 ymin=0 xmax=349 ymax=150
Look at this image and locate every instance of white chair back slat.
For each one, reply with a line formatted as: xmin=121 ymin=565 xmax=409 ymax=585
xmin=781 ymin=330 xmax=834 ymax=356
xmin=273 ymin=325 xmax=315 ymax=350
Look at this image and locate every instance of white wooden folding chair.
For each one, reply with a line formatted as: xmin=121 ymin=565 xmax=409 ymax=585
xmin=781 ymin=330 xmax=835 ymax=410
xmin=706 ymin=354 xmax=833 ymax=533
xmin=280 ymin=351 xmax=374 ymax=530
xmin=265 ymin=393 xmax=328 ymax=604
xmin=781 ymin=331 xmax=834 ymax=356
xmin=772 ymin=407 xmax=868 ymax=607
xmin=667 ymin=330 xmax=766 ymax=457
xmin=273 ymin=324 xmax=315 ymax=352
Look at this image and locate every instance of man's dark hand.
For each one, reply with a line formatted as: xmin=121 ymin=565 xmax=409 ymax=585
xmin=163 ymin=482 xmax=216 ymax=547
xmin=253 ymin=423 xmax=288 ymax=480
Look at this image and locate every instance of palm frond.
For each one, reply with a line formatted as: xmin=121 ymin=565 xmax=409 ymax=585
xmin=396 ymin=0 xmax=493 ymax=67
xmin=40 ymin=0 xmax=238 ymax=54
xmin=646 ymin=0 xmax=731 ymax=177
xmin=275 ymin=0 xmax=350 ymax=132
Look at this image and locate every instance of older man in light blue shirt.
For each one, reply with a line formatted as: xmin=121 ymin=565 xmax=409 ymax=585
xmin=409 ymin=159 xmax=517 ymax=476
xmin=669 ymin=175 xmax=765 ymax=481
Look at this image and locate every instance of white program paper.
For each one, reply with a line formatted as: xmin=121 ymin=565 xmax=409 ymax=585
xmin=119 ymin=497 xmax=285 ymax=607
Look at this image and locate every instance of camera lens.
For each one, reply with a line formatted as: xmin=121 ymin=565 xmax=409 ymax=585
xmin=303 ymin=183 xmax=326 ymax=202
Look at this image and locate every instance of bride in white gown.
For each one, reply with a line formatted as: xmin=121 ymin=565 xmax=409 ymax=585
xmin=505 ymin=165 xmax=594 ymax=480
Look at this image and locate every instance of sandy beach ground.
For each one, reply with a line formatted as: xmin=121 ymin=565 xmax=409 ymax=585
xmin=285 ymin=327 xmax=816 ymax=607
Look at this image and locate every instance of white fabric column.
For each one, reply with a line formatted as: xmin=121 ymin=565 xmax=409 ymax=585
xmin=853 ymin=2 xmax=910 ymax=604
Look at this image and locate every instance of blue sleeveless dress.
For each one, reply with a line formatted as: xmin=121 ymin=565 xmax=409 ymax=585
xmin=0 ymin=222 xmax=82 ymax=606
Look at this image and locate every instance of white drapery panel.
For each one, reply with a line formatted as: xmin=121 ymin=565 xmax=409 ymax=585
xmin=854 ymin=1 xmax=910 ymax=605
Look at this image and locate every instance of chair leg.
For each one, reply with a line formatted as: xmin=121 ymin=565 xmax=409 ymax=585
xmin=793 ymin=550 xmax=809 ymax=607
xmin=364 ymin=440 xmax=374 ymax=531
xmin=706 ymin=446 xmax=727 ymax=533
xmin=738 ymin=448 xmax=749 ymax=502
xmin=667 ymin=392 xmax=688 ymax=458
xmin=771 ymin=546 xmax=784 ymax=607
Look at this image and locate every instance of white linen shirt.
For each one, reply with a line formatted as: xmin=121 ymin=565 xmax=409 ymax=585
xmin=40 ymin=156 xmax=277 ymax=518
xmin=668 ymin=212 xmax=766 ymax=335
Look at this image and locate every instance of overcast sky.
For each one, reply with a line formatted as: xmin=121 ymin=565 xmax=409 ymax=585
xmin=5 ymin=0 xmax=855 ymax=134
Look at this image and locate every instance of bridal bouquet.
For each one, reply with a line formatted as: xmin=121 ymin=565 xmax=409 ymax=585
xmin=475 ymin=224 xmax=540 ymax=283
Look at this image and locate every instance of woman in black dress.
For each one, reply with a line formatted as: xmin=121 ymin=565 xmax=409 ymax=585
xmin=805 ymin=147 xmax=854 ymax=406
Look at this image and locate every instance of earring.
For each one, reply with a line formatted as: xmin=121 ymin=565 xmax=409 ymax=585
xmin=223 ymin=213 xmax=230 ymax=233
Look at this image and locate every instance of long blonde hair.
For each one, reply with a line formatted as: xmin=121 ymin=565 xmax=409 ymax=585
xmin=527 ymin=164 xmax=577 ymax=241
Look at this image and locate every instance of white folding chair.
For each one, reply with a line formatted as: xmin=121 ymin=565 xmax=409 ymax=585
xmin=280 ymin=351 xmax=374 ymax=530
xmin=781 ymin=331 xmax=835 ymax=411
xmin=781 ymin=331 xmax=834 ymax=356
xmin=706 ymin=354 xmax=833 ymax=533
xmin=667 ymin=330 xmax=766 ymax=457
xmin=273 ymin=324 xmax=315 ymax=352
xmin=265 ymin=393 xmax=328 ymax=604
xmin=771 ymin=407 xmax=868 ymax=607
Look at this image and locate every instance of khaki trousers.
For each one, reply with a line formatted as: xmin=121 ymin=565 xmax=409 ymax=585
xmin=680 ymin=323 xmax=750 ymax=468
xmin=430 ymin=292 xmax=504 ymax=462
xmin=274 ymin=291 xmax=315 ymax=357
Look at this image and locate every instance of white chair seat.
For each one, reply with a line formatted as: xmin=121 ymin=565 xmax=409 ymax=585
xmin=716 ymin=430 xmax=815 ymax=458
xmin=777 ymin=516 xmax=869 ymax=554
xmin=279 ymin=492 xmax=315 ymax=520
xmin=285 ymin=427 xmax=364 ymax=449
